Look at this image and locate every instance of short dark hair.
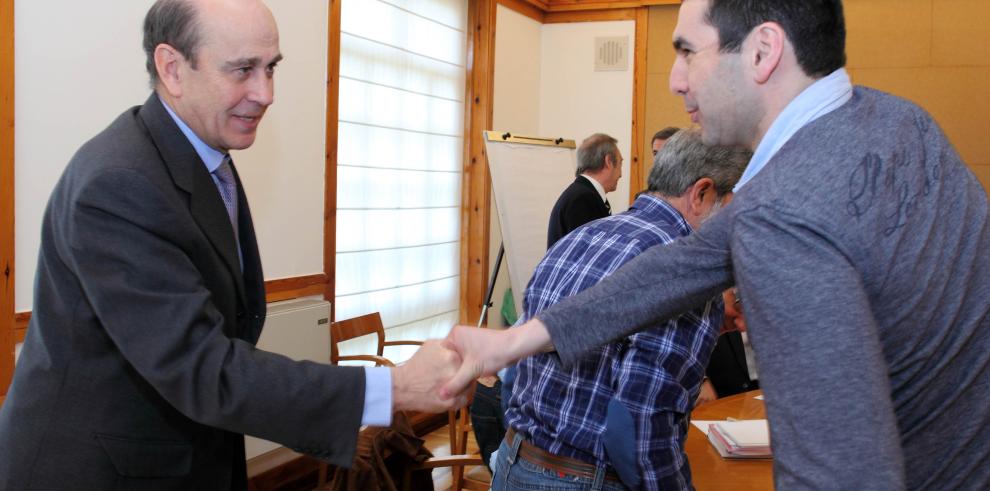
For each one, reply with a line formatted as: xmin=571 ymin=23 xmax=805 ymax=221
xmin=575 ymin=133 xmax=620 ymax=176
xmin=647 ymin=129 xmax=749 ymax=198
xmin=143 ymin=0 xmax=202 ymax=87
xmin=652 ymin=127 xmax=681 ymax=143
xmin=704 ymin=0 xmax=846 ymax=78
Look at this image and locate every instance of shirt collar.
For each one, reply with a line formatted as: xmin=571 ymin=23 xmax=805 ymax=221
xmin=580 ymin=173 xmax=608 ymax=203
xmin=734 ymin=67 xmax=853 ymax=191
xmin=158 ymin=94 xmax=227 ymax=174
xmin=629 ymin=193 xmax=692 ymax=237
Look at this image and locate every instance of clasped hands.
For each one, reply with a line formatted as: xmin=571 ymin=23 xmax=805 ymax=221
xmin=390 ymin=318 xmax=553 ymax=413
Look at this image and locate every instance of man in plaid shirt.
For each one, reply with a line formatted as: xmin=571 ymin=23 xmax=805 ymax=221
xmin=492 ymin=129 xmax=749 ymax=490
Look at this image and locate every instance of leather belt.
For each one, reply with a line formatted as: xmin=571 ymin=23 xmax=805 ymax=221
xmin=505 ymin=427 xmax=622 ymax=482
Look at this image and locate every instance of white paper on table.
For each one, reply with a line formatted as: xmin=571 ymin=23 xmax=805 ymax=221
xmin=714 ymin=420 xmax=770 ymax=447
xmin=754 ymin=395 xmax=764 ymax=400
xmin=691 ymin=420 xmax=719 ymax=436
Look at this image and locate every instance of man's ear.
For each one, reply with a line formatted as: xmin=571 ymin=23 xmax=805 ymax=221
xmin=154 ymin=43 xmax=184 ymax=97
xmin=748 ymin=22 xmax=786 ymax=84
xmin=688 ymin=177 xmax=716 ymax=212
xmin=604 ymin=153 xmax=616 ymax=170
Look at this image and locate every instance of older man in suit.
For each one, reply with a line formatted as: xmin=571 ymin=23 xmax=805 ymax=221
xmin=546 ymin=133 xmax=623 ymax=248
xmin=0 ymin=1 xmax=461 ymax=489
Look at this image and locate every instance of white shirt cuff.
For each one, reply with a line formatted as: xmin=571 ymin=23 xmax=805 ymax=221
xmin=361 ymin=366 xmax=393 ymax=427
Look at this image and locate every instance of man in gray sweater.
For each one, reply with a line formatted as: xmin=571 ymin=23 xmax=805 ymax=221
xmin=443 ymin=0 xmax=990 ymax=489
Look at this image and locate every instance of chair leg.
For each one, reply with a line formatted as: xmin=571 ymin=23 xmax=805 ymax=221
xmin=447 ymin=409 xmax=463 ymax=489
xmin=317 ymin=462 xmax=328 ymax=488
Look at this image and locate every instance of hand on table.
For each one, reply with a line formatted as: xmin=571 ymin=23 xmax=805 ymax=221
xmin=695 ymin=379 xmax=717 ymax=406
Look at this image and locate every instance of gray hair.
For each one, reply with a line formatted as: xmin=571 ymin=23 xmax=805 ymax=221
xmin=647 ymin=128 xmax=750 ymax=198
xmin=143 ymin=0 xmax=202 ymax=88
xmin=575 ymin=133 xmax=619 ymax=176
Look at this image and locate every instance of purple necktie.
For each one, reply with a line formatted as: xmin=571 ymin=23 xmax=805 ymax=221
xmin=213 ymin=156 xmax=239 ymax=240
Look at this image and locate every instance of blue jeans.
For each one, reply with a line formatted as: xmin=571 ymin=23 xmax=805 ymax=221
xmin=491 ymin=433 xmax=629 ymax=491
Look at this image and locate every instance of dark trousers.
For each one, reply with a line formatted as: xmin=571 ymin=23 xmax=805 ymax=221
xmin=470 ymin=379 xmax=506 ymax=471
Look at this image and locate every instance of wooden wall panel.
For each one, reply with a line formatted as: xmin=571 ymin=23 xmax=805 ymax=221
xmin=544 ymin=7 xmax=635 ymax=23
xmin=645 ymin=3 xmax=677 ymax=74
xmin=264 ymin=274 xmax=329 ymax=303
xmin=1 ymin=0 xmax=15 ymax=397
xmin=933 ymin=0 xmax=990 ymax=67
xmin=544 ymin=0 xmax=677 ymax=12
xmin=14 ymin=312 xmax=27 ymax=345
xmin=628 ymin=7 xmax=649 ymax=200
xmin=325 ymin=0 xmax=342 ymax=320
xmin=972 ymin=165 xmax=990 ymax=195
xmin=844 ymin=0 xmax=931 ymax=69
xmin=642 ymin=5 xmax=687 ymax=191
xmin=460 ymin=0 xmax=497 ymax=325
xmin=498 ymin=0 xmax=545 ymax=23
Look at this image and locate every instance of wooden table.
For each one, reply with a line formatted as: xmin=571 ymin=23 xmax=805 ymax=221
xmin=686 ymin=390 xmax=773 ymax=490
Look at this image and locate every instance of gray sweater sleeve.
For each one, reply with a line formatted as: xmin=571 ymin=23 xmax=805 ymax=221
xmin=536 ymin=203 xmax=735 ymax=367
xmin=732 ymin=205 xmax=905 ymax=489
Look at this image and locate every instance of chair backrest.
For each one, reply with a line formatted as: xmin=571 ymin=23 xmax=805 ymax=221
xmin=330 ymin=312 xmax=386 ymax=365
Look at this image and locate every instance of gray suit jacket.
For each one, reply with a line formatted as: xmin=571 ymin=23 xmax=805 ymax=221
xmin=0 ymin=94 xmax=365 ymax=490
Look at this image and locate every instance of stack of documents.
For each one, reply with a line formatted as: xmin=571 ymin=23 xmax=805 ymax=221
xmin=707 ymin=419 xmax=772 ymax=459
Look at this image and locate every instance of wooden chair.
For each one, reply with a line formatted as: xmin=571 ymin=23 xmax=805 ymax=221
xmin=322 ymin=312 xmax=488 ymax=491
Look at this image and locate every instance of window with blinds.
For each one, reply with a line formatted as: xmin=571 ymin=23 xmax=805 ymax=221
xmin=335 ymin=0 xmax=467 ymax=363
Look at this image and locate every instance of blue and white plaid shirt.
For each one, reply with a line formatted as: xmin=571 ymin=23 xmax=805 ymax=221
xmin=505 ymin=194 xmax=723 ymax=490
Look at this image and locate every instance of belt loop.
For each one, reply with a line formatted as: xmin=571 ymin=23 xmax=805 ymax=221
xmin=590 ymin=464 xmax=607 ymax=490
xmin=507 ymin=429 xmax=523 ymax=465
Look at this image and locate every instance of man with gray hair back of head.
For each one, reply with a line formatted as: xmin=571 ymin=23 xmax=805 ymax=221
xmin=490 ymin=131 xmax=749 ymax=490
xmin=546 ymin=133 xmax=624 ymax=248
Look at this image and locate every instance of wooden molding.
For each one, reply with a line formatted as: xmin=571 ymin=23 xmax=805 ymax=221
xmin=325 ymin=0 xmax=342 ymax=321
xmin=460 ymin=0 xmax=497 ymax=325
xmin=14 ymin=311 xmax=27 ymax=344
xmin=629 ymin=6 xmax=649 ymax=201
xmin=264 ymin=274 xmax=329 ymax=303
xmin=497 ymin=0 xmax=545 ymax=23
xmin=544 ymin=0 xmax=678 ymax=12
xmin=544 ymin=6 xmax=637 ymax=22
xmin=13 ymin=272 xmax=333 ymax=342
xmin=1 ymin=0 xmax=15 ymax=398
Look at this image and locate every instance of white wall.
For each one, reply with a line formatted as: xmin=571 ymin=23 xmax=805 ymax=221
xmin=13 ymin=0 xmax=328 ymax=312
xmin=487 ymin=12 xmax=635 ymax=326
xmin=493 ymin=6 xmax=542 ymax=137
xmin=488 ymin=5 xmax=542 ymax=328
xmin=539 ymin=21 xmax=635 ymax=212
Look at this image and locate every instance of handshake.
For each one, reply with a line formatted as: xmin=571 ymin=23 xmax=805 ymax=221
xmin=389 ymin=318 xmax=555 ymax=413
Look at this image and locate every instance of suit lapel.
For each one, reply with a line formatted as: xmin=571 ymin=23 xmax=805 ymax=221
xmin=137 ymin=93 xmax=248 ymax=309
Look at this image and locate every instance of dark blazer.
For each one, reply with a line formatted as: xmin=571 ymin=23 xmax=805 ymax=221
xmin=705 ymin=331 xmax=759 ymax=398
xmin=546 ymin=176 xmax=610 ymax=249
xmin=0 ymin=94 xmax=365 ymax=490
